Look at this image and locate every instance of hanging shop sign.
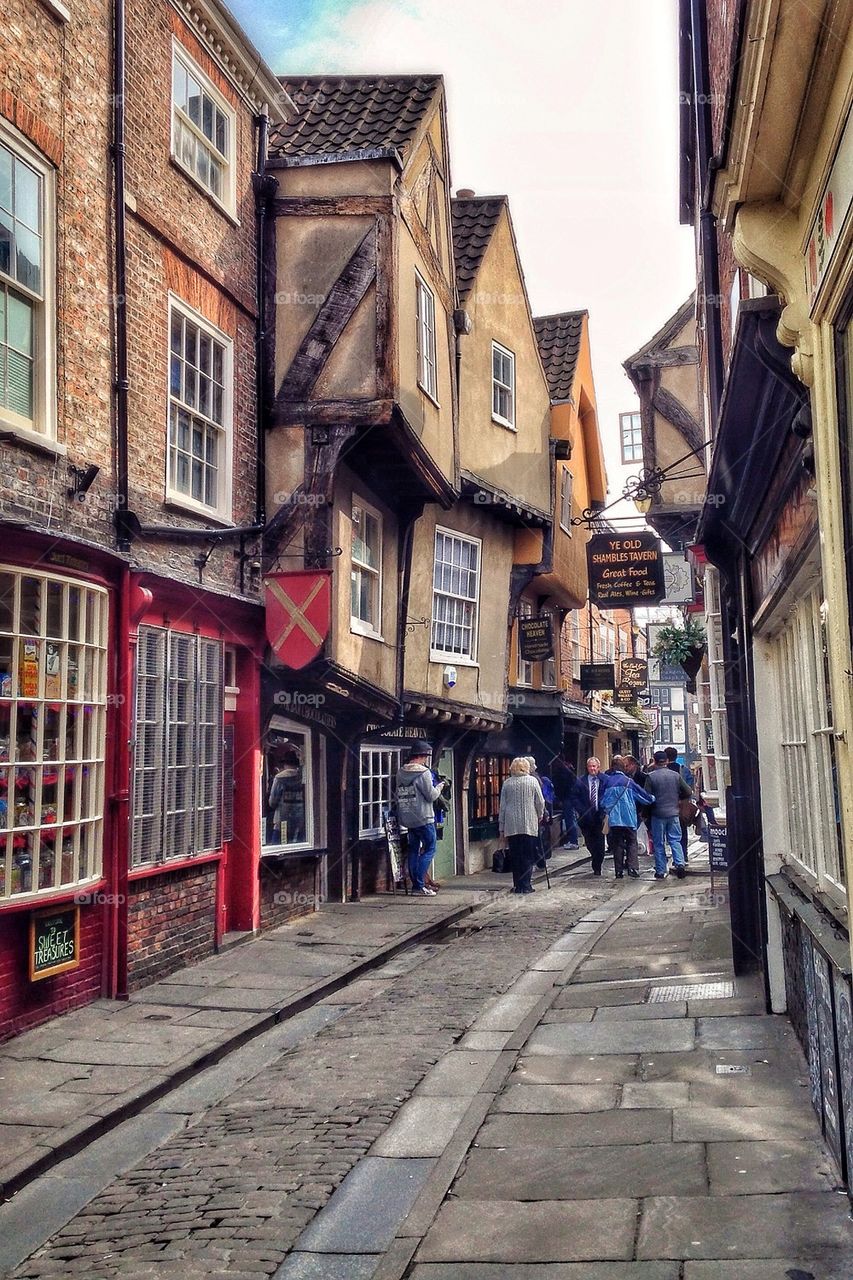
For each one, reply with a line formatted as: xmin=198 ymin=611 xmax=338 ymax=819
xmin=587 ymin=533 xmax=664 ymax=608
xmin=29 ymin=905 xmax=80 ymax=982
xmin=264 ymin=571 xmax=332 ymax=670
xmin=518 ymin=614 xmax=554 ymax=663
xmin=614 ymin=684 xmax=636 ymax=707
xmin=619 ymin=658 xmax=648 ymax=690
xmin=661 ymin=553 xmax=694 ymax=604
xmin=707 ymin=821 xmax=728 ymax=872
xmin=580 ymin=663 xmax=615 ymax=691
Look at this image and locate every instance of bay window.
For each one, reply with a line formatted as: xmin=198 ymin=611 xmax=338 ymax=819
xmin=0 ymin=569 xmax=108 ymax=901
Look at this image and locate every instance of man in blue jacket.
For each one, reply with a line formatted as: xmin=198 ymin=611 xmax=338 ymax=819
xmin=600 ymin=755 xmax=654 ymax=879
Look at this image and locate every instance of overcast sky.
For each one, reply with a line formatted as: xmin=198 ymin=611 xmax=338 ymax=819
xmin=233 ymin=0 xmax=696 ymax=511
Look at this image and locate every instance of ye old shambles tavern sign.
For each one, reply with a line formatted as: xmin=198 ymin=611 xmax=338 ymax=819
xmin=587 ymin=533 xmax=664 ymax=609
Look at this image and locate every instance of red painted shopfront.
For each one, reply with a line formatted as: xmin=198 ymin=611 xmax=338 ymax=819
xmin=0 ymin=535 xmax=265 ymax=1040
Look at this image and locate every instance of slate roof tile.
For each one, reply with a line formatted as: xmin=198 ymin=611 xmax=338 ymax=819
xmin=533 ymin=311 xmax=587 ymax=403
xmin=450 ymin=197 xmax=506 ymax=300
xmin=270 ymin=75 xmax=441 ymax=162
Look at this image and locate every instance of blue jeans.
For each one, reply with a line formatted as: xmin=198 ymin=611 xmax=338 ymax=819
xmin=651 ymin=816 xmax=685 ymax=875
xmin=406 ymin=822 xmax=437 ymax=890
xmin=560 ymin=804 xmax=580 ymax=844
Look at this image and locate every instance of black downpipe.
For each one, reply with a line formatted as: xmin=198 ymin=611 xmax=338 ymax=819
xmin=113 ymin=0 xmax=131 ymax=551
xmin=689 ymin=0 xmax=725 ymax=431
xmin=254 ymin=114 xmax=270 ymax=530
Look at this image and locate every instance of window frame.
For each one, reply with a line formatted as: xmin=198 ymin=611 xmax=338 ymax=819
xmin=130 ymin=626 xmax=224 ymax=869
xmin=430 ymin=526 xmax=481 ymax=665
xmin=415 ymin=271 xmax=438 ymax=403
xmin=516 ymin=599 xmax=534 ymax=687
xmin=559 ymin=467 xmax=574 ymax=534
xmin=261 ymin=716 xmax=315 ymax=854
xmin=0 ymin=120 xmax=57 ymax=443
xmin=350 ymin=497 xmax=383 ymax=639
xmin=359 ymin=745 xmax=402 ymax=838
xmin=619 ymin=411 xmax=643 ymax=464
xmin=491 ymin=341 xmax=516 ymax=429
xmin=170 ymin=40 xmax=238 ymax=218
xmin=0 ymin=569 xmax=109 ymax=904
xmin=541 ymin=606 xmax=558 ymax=689
xmin=165 ymin=294 xmax=234 ymax=522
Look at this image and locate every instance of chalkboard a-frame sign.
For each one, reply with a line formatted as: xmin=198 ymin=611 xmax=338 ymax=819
xmin=29 ymin=905 xmax=81 ymax=981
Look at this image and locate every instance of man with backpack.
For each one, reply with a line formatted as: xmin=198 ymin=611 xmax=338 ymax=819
xmin=600 ymin=755 xmax=654 ymax=878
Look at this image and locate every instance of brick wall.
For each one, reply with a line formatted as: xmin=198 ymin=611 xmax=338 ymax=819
xmin=0 ymin=903 xmax=103 ymax=1043
xmin=126 ymin=863 xmax=217 ymax=990
xmin=121 ymin=0 xmax=261 ymax=599
xmin=0 ymin=0 xmax=114 ymax=539
xmin=355 ymin=841 xmax=395 ymax=896
xmin=259 ymin=858 xmax=320 ymax=931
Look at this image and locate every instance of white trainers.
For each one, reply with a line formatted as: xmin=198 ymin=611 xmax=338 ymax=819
xmin=414 ymin=886 xmax=436 ymax=895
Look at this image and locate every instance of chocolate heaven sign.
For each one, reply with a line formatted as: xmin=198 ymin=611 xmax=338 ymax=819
xmin=587 ymin=533 xmax=665 ymax=608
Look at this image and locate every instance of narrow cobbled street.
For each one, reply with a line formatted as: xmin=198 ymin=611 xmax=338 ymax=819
xmin=3 ymin=856 xmax=851 ymax=1278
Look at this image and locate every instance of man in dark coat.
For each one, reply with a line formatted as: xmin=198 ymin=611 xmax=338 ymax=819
xmin=572 ymin=757 xmax=607 ymax=875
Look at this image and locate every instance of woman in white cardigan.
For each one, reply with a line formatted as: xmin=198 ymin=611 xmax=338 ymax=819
xmin=499 ymin=757 xmax=545 ymax=894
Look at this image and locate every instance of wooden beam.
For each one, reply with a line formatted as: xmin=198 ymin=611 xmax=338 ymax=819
xmin=268 ymin=398 xmax=394 ymax=428
xmin=651 ymin=385 xmax=706 ymax=457
xmin=398 ymin=194 xmax=454 ymax=313
xmin=272 ymin=196 xmax=394 ymax=217
xmin=278 ymin=224 xmax=377 ymax=400
xmin=639 ymin=346 xmax=699 ymax=368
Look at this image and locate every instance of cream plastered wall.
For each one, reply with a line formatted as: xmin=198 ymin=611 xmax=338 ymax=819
xmin=395 ymin=124 xmax=457 ymax=486
xmin=272 ymin=212 xmax=377 ymax=394
xmin=403 ymin=503 xmax=515 ymax=712
xmin=273 ymin=159 xmax=393 ymax=199
xmin=457 ymin=207 xmax=552 ymax=515
xmin=329 ymin=464 xmax=400 ymax=697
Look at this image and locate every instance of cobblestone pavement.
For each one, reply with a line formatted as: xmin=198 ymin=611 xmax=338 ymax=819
xmin=6 ymin=876 xmax=613 ymax=1279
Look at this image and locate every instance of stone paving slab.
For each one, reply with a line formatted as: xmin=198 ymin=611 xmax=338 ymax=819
xmin=526 ymin=1018 xmax=696 ymax=1055
xmin=621 ymin=1082 xmax=690 ymax=1109
xmin=417 ymin=1197 xmax=638 ymax=1262
xmin=478 ymin=1108 xmax=672 ymax=1148
xmin=540 ymin=1008 xmax=597 ymax=1024
xmin=637 ymin=1192 xmax=853 ymax=1259
xmin=411 ymin=1266 xmax=680 ymax=1280
xmin=371 ymin=1098 xmax=473 ymax=1157
xmin=594 ymin=1002 xmax=688 ymax=1021
xmin=453 ymin=1142 xmax=708 ymax=1201
xmin=458 ymin=1031 xmax=514 ymax=1050
xmin=513 ymin=1054 xmax=639 ymax=1084
xmin=683 ymin=1260 xmax=853 ymax=1280
xmin=696 ymin=1015 xmax=792 ymax=1049
xmin=555 ymin=983 xmax=651 ymax=1006
xmin=673 ymin=1104 xmax=820 ymax=1143
xmin=639 ymin=1049 xmax=791 ymax=1083
xmin=473 ymin=994 xmax=542 ymax=1031
xmin=494 ymin=1083 xmax=618 ymax=1112
xmin=706 ymin=1139 xmax=839 ymax=1194
xmin=415 ymin=1051 xmax=504 ymax=1097
xmin=297 ymin=1157 xmax=436 ymax=1253
xmin=273 ymin=1254 xmax=380 ymax=1280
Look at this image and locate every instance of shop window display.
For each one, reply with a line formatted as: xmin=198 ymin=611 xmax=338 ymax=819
xmin=262 ymin=716 xmax=311 ymax=851
xmin=0 ymin=569 xmax=108 ymax=901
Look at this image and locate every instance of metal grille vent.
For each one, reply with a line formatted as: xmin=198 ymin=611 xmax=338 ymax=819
xmin=648 ymin=980 xmax=734 ymax=1002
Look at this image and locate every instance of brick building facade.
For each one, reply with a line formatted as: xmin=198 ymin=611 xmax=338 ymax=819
xmin=0 ymin=0 xmax=289 ymax=1040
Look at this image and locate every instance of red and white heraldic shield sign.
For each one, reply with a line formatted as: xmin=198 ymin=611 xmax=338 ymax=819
xmin=264 ymin=571 xmax=332 ymax=670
